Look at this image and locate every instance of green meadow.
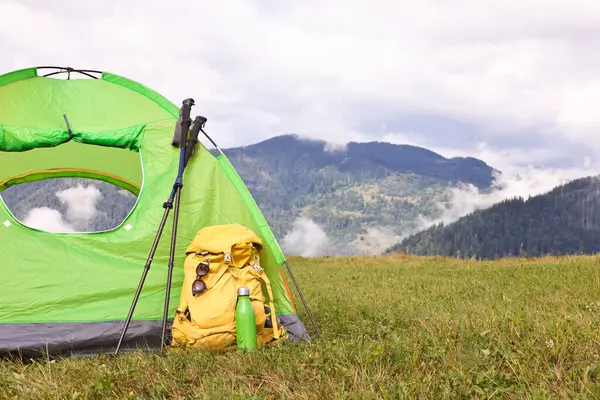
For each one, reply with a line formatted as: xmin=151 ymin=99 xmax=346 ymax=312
xmin=2 ymin=254 xmax=600 ymax=399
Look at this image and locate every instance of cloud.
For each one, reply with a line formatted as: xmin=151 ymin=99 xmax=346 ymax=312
xmin=281 ymin=217 xmax=401 ymax=256
xmin=3 ymin=0 xmax=600 ymax=236
xmin=18 ymin=184 xmax=103 ymax=233
xmin=1 ymin=0 xmax=600 ymax=169
xmin=324 ymin=141 xmax=348 ymax=154
xmin=293 ymin=133 xmax=349 ymax=153
xmin=352 ymin=227 xmax=402 ymax=255
xmin=56 ymin=184 xmax=103 ymax=229
xmin=281 ymin=218 xmax=332 ymax=257
xmin=22 ymin=207 xmax=75 ymax=233
xmin=415 ymin=162 xmax=600 ymax=230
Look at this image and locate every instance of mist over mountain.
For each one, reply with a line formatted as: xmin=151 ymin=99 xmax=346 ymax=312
xmin=387 ymin=175 xmax=600 ymax=259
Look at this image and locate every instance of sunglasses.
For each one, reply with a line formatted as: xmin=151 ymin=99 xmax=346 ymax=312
xmin=192 ymin=261 xmax=210 ymax=295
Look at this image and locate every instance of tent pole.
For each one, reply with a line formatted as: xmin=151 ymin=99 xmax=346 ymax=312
xmin=284 ymin=260 xmax=320 ymax=337
xmin=114 ymin=98 xmax=195 ymax=356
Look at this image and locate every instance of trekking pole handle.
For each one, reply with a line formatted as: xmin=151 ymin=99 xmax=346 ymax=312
xmin=179 ymin=98 xmax=195 ymax=145
xmin=184 ymin=116 xmax=207 ymax=166
xmin=189 ymin=116 xmax=207 ymax=142
xmin=180 ymin=98 xmax=195 ymax=122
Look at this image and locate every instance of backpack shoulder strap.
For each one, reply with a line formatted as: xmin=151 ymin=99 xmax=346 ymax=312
xmin=257 ymin=267 xmax=281 ymax=339
xmin=249 ymin=251 xmax=281 ymax=340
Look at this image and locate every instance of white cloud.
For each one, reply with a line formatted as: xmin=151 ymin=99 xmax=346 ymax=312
xmin=56 ymin=184 xmax=103 ymax=228
xmin=281 ymin=218 xmax=331 ymax=257
xmin=2 ymin=0 xmax=600 ymax=222
xmin=22 ymin=207 xmax=75 ymax=233
xmin=0 ymin=0 xmax=599 ymax=160
xmin=16 ymin=184 xmax=103 ymax=233
xmin=415 ymin=162 xmax=600 ymax=231
xmin=352 ymin=227 xmax=402 ymax=255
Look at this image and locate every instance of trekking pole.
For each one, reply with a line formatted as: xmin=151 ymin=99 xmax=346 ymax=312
xmin=114 ymin=98 xmax=195 ymax=356
xmin=196 ymin=126 xmax=320 ymax=339
xmin=283 ymin=260 xmax=319 ymax=338
xmin=159 ymin=115 xmax=206 ymax=351
xmin=198 ymin=125 xmax=222 ymax=155
xmin=184 ymin=116 xmax=207 ymax=167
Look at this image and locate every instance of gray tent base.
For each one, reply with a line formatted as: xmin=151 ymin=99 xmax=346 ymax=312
xmin=0 ymin=316 xmax=309 ymax=360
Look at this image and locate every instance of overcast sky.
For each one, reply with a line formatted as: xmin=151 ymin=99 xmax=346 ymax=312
xmin=2 ymin=0 xmax=600 ymax=177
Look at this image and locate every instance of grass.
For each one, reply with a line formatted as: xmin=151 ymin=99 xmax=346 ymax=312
xmin=2 ymin=253 xmax=600 ymax=398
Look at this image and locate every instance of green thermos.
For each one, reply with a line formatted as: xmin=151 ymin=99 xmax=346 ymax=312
xmin=236 ymin=286 xmax=257 ymax=350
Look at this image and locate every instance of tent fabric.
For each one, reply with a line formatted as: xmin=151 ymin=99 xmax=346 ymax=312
xmin=0 ymin=67 xmax=308 ymax=358
xmin=0 ymin=141 xmax=143 ymax=190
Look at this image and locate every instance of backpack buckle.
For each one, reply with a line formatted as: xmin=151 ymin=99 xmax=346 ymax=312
xmin=252 ymin=264 xmax=263 ymax=274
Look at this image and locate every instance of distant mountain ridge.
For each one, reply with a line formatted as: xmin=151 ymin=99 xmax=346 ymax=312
xmin=387 ymin=175 xmax=600 ymax=258
xmin=220 ymin=134 xmax=496 ymax=188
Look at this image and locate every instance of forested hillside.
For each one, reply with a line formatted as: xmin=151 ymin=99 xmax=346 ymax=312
xmin=387 ymin=175 xmax=600 ymax=258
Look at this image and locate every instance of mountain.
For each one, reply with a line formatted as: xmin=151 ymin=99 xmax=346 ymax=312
xmin=220 ymin=135 xmax=494 ymax=188
xmin=386 ymin=175 xmax=600 ymax=259
xmin=0 ymin=134 xmax=497 ymax=254
xmin=218 ymin=134 xmax=496 ymax=254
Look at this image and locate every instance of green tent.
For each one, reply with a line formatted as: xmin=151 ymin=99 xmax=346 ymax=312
xmin=0 ymin=66 xmax=314 ymax=358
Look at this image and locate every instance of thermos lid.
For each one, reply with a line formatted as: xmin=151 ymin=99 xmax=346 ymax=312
xmin=238 ymin=286 xmax=250 ymax=296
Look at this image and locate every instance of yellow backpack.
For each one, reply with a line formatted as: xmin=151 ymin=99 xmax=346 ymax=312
xmin=171 ymin=224 xmax=288 ymax=350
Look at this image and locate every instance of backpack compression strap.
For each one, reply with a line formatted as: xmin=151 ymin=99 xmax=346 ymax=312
xmin=254 ymin=266 xmax=281 ymax=340
xmin=228 ymin=243 xmax=282 ymax=340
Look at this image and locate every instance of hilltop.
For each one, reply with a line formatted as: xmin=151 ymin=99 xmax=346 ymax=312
xmin=387 ymin=175 xmax=600 ymax=258
xmin=221 ymin=134 xmax=494 ymax=188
